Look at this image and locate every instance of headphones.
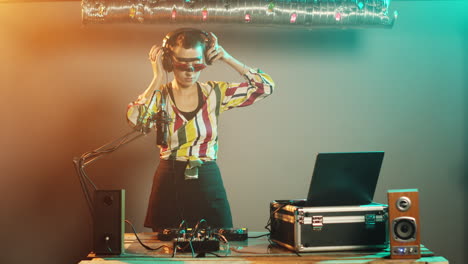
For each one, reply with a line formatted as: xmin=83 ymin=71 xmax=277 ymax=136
xmin=161 ymin=28 xmax=213 ymax=72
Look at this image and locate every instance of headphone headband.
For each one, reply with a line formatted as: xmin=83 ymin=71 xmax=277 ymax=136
xmin=161 ymin=28 xmax=212 ymax=72
xmin=162 ymin=28 xmax=209 ymax=50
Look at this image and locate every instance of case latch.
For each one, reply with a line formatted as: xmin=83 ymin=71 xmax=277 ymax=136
xmin=297 ymin=209 xmax=305 ymax=224
xmin=365 ymin=214 xmax=376 ymax=227
xmin=312 ymin=215 xmax=323 ymax=231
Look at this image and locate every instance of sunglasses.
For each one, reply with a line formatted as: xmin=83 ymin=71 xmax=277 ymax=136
xmin=172 ymin=61 xmax=207 ymax=72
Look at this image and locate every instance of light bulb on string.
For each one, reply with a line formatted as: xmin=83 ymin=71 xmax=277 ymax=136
xmin=290 ymin=13 xmax=297 ymax=23
xmin=358 ymin=1 xmax=364 ymax=10
xmin=245 ymin=13 xmax=251 ymax=23
xmin=268 ymin=2 xmax=275 ymax=13
xmin=129 ymin=5 xmax=136 ymax=19
xmin=171 ymin=7 xmax=177 ymax=20
xmin=335 ymin=12 xmax=342 ymax=21
xmin=202 ymin=8 xmax=208 ymax=21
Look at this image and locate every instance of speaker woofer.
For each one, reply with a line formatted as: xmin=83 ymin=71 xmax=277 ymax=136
xmin=392 ymin=217 xmax=417 ymax=242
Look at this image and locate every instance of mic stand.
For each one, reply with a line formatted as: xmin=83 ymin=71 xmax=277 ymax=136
xmin=74 ymin=89 xmax=161 ymax=217
xmin=73 ymin=90 xmax=165 ymax=216
xmin=73 ymin=128 xmax=148 ymax=217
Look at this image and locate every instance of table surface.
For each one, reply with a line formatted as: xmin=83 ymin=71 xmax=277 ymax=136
xmin=79 ymin=232 xmax=449 ymax=264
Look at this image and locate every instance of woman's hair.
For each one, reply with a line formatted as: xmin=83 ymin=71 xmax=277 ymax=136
xmin=171 ymin=30 xmax=207 ymax=51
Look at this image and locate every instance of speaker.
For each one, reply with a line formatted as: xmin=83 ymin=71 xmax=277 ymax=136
xmin=93 ymin=190 xmax=125 ymax=255
xmin=387 ymin=189 xmax=421 ymax=259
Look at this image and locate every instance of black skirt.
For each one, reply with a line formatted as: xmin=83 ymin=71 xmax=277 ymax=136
xmin=144 ymin=159 xmax=233 ymax=231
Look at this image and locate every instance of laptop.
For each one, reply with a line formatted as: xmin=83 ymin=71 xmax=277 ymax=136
xmin=305 ymin=151 xmax=384 ymax=206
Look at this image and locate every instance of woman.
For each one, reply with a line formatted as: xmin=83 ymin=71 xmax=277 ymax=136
xmin=127 ymin=28 xmax=275 ymax=231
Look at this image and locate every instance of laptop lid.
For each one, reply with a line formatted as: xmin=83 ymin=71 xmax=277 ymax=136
xmin=305 ymin=151 xmax=384 ymax=206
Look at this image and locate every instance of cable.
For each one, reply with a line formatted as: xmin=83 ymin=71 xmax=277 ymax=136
xmin=265 ymin=203 xmax=289 ymax=233
xmin=105 ymin=237 xmax=113 ymax=254
xmin=189 ymin=240 xmax=195 ymax=258
xmin=73 ymin=158 xmax=94 ymax=216
xmin=172 ymin=219 xmax=188 ymax=258
xmin=189 ymin=219 xmax=208 ymax=258
xmin=176 ymin=219 xmax=187 ymax=235
xmin=229 ymin=247 xmax=268 ymax=255
xmin=206 ymin=252 xmax=223 ymax=257
xmin=73 ymin=130 xmax=145 ymax=219
xmin=248 ymin=233 xmax=270 ymax=239
xmin=125 ymin=220 xmax=171 ymax=251
xmin=213 ymin=233 xmax=230 ymax=256
xmin=192 ymin=219 xmax=208 ymax=236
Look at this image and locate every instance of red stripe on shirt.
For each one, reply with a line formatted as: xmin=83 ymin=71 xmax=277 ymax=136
xmin=239 ymin=82 xmax=265 ymax=107
xmin=198 ymin=102 xmax=212 ymax=157
xmin=225 ymin=82 xmax=249 ymax=96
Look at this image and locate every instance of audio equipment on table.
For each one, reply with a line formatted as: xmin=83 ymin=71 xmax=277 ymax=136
xmin=269 ymin=199 xmax=388 ymax=252
xmin=158 ymin=227 xmax=248 ymax=242
xmin=387 ymin=189 xmax=421 ymax=259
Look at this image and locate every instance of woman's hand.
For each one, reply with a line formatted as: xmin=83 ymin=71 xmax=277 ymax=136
xmin=206 ymin=32 xmax=231 ymax=64
xmin=138 ymin=45 xmax=166 ymax=103
xmin=148 ymin=45 xmax=164 ymax=79
xmin=205 ymin=32 xmax=251 ymax=75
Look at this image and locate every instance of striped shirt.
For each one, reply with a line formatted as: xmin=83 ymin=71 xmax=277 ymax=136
xmin=127 ymin=68 xmax=275 ymax=178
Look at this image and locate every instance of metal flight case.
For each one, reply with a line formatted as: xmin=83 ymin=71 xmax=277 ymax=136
xmin=270 ymin=199 xmax=388 ymax=252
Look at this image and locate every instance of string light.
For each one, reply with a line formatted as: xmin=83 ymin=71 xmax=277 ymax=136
xmin=81 ymin=0 xmax=396 ymax=28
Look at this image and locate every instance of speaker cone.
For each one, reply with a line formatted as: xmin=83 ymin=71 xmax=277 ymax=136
xmin=393 ymin=217 xmax=417 ymax=241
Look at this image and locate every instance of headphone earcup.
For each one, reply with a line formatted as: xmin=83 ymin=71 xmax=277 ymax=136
xmin=161 ymin=48 xmax=173 ymax=72
xmin=204 ymin=33 xmax=213 ymax=65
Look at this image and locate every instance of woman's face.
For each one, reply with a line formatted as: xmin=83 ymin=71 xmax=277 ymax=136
xmin=171 ymin=44 xmax=205 ymax=89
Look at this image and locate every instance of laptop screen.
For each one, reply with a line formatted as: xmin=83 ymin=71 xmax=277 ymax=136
xmin=305 ymin=152 xmax=384 ymax=206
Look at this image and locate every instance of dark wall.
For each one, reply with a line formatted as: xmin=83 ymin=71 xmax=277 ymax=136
xmin=0 ymin=1 xmax=466 ymax=264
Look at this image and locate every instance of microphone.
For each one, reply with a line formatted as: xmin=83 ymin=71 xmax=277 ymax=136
xmin=155 ymin=109 xmax=169 ymax=148
xmin=136 ymin=90 xmax=158 ymax=134
xmin=142 ymin=89 xmax=171 ymax=147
